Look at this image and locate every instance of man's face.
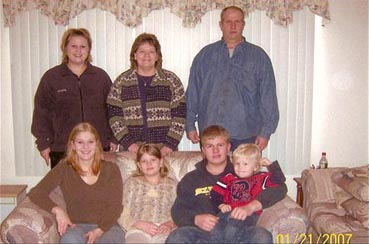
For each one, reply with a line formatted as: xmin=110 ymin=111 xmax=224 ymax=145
xmin=202 ymin=136 xmax=231 ymax=166
xmin=219 ymin=8 xmax=245 ymax=44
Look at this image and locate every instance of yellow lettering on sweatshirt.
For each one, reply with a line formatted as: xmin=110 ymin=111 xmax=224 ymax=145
xmin=195 ymin=186 xmax=213 ymax=196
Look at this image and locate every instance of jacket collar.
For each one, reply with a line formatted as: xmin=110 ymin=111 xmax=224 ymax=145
xmin=60 ymin=63 xmax=95 ymax=77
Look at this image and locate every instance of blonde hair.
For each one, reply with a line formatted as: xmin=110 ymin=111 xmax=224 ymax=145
xmin=60 ymin=28 xmax=92 ymax=64
xmin=232 ymin=143 xmax=262 ymax=168
xmin=130 ymin=33 xmax=163 ymax=70
xmin=134 ymin=143 xmax=169 ymax=177
xmin=65 ymin=123 xmax=103 ymax=176
xmin=200 ymin=125 xmax=230 ymax=145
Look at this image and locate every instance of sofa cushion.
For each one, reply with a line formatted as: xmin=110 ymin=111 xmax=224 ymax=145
xmin=310 ymin=202 xmax=365 ymax=234
xmin=341 ymin=198 xmax=369 ymax=229
xmin=332 ymin=165 xmax=369 ymax=202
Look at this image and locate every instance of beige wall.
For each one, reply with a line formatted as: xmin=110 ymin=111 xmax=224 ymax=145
xmin=311 ymin=0 xmax=368 ymax=168
xmin=1 ymin=1 xmax=368 ymax=200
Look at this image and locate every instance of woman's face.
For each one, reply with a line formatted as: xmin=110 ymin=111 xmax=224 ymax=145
xmin=134 ymin=42 xmax=158 ymax=71
xmin=138 ymin=153 xmax=163 ymax=178
xmin=66 ymin=35 xmax=90 ymax=65
xmin=71 ymin=131 xmax=97 ymax=163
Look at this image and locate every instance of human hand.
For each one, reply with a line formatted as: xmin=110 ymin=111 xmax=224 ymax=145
xmin=134 ymin=221 xmax=159 ymax=236
xmin=230 ymin=200 xmax=262 ymax=221
xmin=85 ymin=227 xmax=104 ymax=244
xmin=40 ymin=147 xmax=51 ymax=166
xmin=52 ymin=206 xmax=75 ymax=236
xmin=219 ymin=203 xmax=232 ymax=213
xmin=187 ymin=130 xmax=200 ymax=144
xmin=255 ymin=136 xmax=269 ymax=151
xmin=127 ymin=143 xmax=139 ymax=154
xmin=109 ymin=142 xmax=118 ymax=152
xmin=260 ymin=157 xmax=271 ymax=167
xmin=160 ymin=146 xmax=173 ymax=157
xmin=194 ymin=214 xmax=219 ymax=232
xmin=230 ymin=206 xmax=253 ymax=221
xmin=157 ymin=221 xmax=176 ymax=234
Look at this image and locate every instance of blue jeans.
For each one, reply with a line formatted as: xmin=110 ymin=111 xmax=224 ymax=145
xmin=210 ymin=212 xmax=259 ymax=243
xmin=165 ymin=221 xmax=272 ymax=244
xmin=60 ymin=224 xmax=125 ymax=244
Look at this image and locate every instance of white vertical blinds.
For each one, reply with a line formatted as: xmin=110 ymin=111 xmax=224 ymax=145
xmin=1 ymin=7 xmax=315 ymax=176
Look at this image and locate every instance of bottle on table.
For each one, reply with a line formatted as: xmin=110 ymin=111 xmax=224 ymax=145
xmin=318 ymin=152 xmax=328 ymax=169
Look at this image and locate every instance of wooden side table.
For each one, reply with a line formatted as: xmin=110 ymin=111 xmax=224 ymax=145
xmin=293 ymin=177 xmax=303 ymax=207
xmin=0 ymin=184 xmax=27 ymax=221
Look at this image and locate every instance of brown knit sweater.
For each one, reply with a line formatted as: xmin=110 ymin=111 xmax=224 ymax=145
xmin=28 ymin=160 xmax=123 ymax=232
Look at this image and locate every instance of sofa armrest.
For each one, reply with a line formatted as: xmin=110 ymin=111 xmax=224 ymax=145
xmin=1 ymin=197 xmax=60 ymax=244
xmin=257 ymin=196 xmax=309 ymax=243
xmin=301 ymin=168 xmax=347 ymax=211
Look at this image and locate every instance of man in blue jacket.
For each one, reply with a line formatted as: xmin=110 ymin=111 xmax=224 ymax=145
xmin=186 ymin=6 xmax=279 ymax=151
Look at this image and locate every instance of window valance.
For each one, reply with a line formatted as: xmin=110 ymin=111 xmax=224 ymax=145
xmin=3 ymin=0 xmax=330 ymax=28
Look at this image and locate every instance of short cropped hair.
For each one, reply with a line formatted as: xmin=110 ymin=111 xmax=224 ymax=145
xmin=60 ymin=28 xmax=92 ymax=64
xmin=220 ymin=6 xmax=245 ymax=22
xmin=130 ymin=33 xmax=163 ymax=70
xmin=200 ymin=125 xmax=230 ymax=145
xmin=232 ymin=143 xmax=262 ymax=167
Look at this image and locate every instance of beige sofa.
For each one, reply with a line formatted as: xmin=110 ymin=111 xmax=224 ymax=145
xmin=1 ymin=151 xmax=309 ymax=243
xmin=301 ymin=165 xmax=369 ymax=243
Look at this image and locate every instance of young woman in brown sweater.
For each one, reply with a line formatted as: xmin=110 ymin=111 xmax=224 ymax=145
xmin=29 ymin=122 xmax=124 ymax=243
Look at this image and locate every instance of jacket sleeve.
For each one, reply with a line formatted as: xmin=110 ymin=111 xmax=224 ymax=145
xmin=185 ymin=54 xmax=201 ymax=133
xmin=171 ymin=176 xmax=199 ymax=227
xmin=31 ymin=73 xmax=55 ymax=151
xmin=106 ymin=74 xmax=136 ymax=149
xmin=210 ymin=176 xmax=228 ymax=212
xmin=258 ymin=50 xmax=279 ymax=139
xmin=267 ymin=160 xmax=286 ymax=184
xmin=256 ymin=160 xmax=287 ymax=208
xmin=102 ymin=72 xmax=118 ymax=144
xmin=165 ymin=72 xmax=186 ymax=150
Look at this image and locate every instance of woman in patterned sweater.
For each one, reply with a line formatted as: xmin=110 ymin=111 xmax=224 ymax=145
xmin=107 ymin=33 xmax=186 ymax=157
xmin=118 ymin=143 xmax=177 ymax=243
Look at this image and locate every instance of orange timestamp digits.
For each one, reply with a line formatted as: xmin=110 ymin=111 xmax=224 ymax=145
xmin=276 ymin=233 xmax=353 ymax=244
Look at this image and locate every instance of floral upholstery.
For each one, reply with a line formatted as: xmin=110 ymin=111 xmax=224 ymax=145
xmin=1 ymin=151 xmax=308 ymax=243
xmin=301 ymin=165 xmax=369 ymax=243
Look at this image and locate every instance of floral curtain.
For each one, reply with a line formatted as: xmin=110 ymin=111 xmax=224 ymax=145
xmin=3 ymin=0 xmax=330 ymax=28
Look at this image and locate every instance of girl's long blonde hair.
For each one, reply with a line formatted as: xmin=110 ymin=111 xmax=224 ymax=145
xmin=65 ymin=123 xmax=103 ymax=176
xmin=134 ymin=143 xmax=169 ymax=177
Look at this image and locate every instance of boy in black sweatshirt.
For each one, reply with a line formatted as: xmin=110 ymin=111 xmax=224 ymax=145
xmin=166 ymin=125 xmax=287 ymax=243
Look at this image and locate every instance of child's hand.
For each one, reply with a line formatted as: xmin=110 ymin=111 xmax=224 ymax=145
xmin=219 ymin=203 xmax=232 ymax=213
xmin=260 ymin=157 xmax=271 ymax=167
xmin=230 ymin=205 xmax=254 ymax=221
xmin=134 ymin=221 xmax=159 ymax=236
xmin=230 ymin=200 xmax=262 ymax=221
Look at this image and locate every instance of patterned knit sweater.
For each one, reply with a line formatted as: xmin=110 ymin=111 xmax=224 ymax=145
xmin=118 ymin=176 xmax=177 ymax=231
xmin=107 ymin=69 xmax=186 ymax=150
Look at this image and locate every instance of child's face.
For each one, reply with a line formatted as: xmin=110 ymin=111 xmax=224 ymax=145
xmin=202 ymin=136 xmax=231 ymax=166
xmin=138 ymin=153 xmax=163 ymax=178
xmin=233 ymin=156 xmax=259 ymax=178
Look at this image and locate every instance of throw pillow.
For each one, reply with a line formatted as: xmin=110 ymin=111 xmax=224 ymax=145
xmin=332 ymin=165 xmax=369 ymax=202
xmin=341 ymin=197 xmax=369 ymax=229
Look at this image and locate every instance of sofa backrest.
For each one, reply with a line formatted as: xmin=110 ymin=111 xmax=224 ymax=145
xmin=112 ymin=151 xmax=204 ymax=183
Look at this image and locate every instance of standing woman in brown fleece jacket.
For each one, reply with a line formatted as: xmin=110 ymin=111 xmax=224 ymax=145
xmin=28 ymin=123 xmax=125 ymax=244
xmin=31 ymin=28 xmax=117 ymax=169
